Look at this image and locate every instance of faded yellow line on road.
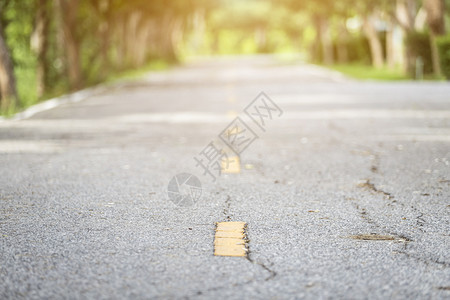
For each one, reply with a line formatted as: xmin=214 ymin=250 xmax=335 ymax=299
xmin=226 ymin=110 xmax=238 ymax=118
xmin=227 ymin=96 xmax=237 ymax=103
xmin=222 ymin=156 xmax=241 ymax=174
xmin=214 ymin=222 xmax=247 ymax=257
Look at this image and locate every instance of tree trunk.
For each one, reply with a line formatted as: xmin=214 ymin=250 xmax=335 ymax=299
xmin=429 ymin=33 xmax=442 ymax=76
xmin=319 ymin=16 xmax=334 ymax=65
xmin=337 ymin=20 xmax=349 ymax=64
xmin=33 ymin=0 xmax=49 ymax=98
xmin=57 ymin=0 xmax=82 ymax=90
xmin=255 ymin=27 xmax=267 ymax=53
xmin=133 ymin=18 xmax=152 ymax=67
xmin=170 ymin=17 xmax=183 ymax=61
xmin=51 ymin=0 xmax=65 ymax=75
xmin=123 ymin=11 xmax=140 ymax=67
xmin=191 ymin=9 xmax=205 ymax=53
xmin=311 ymin=15 xmax=321 ymax=62
xmin=424 ymin=0 xmax=445 ymax=35
xmin=0 ymin=23 xmax=17 ymax=111
xmin=116 ymin=15 xmax=127 ymax=69
xmin=395 ymin=0 xmax=416 ymax=74
xmin=424 ymin=0 xmax=445 ymax=76
xmin=363 ymin=15 xmax=384 ymax=69
xmin=145 ymin=19 xmax=159 ymax=58
xmin=397 ymin=0 xmax=416 ymax=29
xmin=98 ymin=21 xmax=109 ymax=79
xmin=386 ymin=21 xmax=395 ymax=70
xmin=158 ymin=13 xmax=178 ymax=62
xmin=97 ymin=0 xmax=110 ymax=79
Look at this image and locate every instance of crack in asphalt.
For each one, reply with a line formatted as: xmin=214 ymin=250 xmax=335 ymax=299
xmin=358 ymin=152 xmax=429 ymax=233
xmin=351 ymin=191 xmax=448 ymax=268
xmin=245 ymin=251 xmax=277 ymax=281
xmin=220 ymin=195 xmax=276 ymax=281
xmin=351 ymin=202 xmax=412 ymax=245
xmin=370 ymin=153 xmax=380 ymax=174
xmin=395 ymin=250 xmax=450 ymax=268
xmin=192 ymin=278 xmax=254 ymax=298
xmin=194 ymin=196 xmax=276 ymax=297
xmin=223 ymin=195 xmax=232 ymax=221
xmin=358 ymin=178 xmax=427 ymax=232
xmin=416 ymin=212 xmax=426 ymax=228
xmin=358 ymin=179 xmax=393 ymax=199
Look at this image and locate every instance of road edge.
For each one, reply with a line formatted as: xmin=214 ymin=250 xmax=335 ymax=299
xmin=0 ymin=82 xmax=126 ymax=123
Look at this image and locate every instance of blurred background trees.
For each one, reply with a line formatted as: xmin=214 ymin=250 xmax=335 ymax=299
xmin=0 ymin=0 xmax=449 ymax=113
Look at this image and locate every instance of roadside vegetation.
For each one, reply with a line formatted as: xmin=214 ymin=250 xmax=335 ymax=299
xmin=328 ymin=64 xmax=410 ymax=81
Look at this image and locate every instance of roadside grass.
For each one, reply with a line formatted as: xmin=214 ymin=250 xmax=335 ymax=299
xmin=1 ymin=59 xmax=171 ymax=117
xmin=0 ymin=67 xmax=38 ymax=118
xmin=327 ymin=63 xmax=410 ymax=81
xmin=105 ymin=59 xmax=170 ymax=83
xmin=272 ymin=56 xmax=416 ymax=81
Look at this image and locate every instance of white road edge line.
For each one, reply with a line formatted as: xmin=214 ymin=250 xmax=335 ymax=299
xmin=0 ymin=82 xmax=127 ymax=123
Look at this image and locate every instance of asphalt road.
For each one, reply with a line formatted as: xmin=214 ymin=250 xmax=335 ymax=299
xmin=1 ymin=55 xmax=449 ymax=299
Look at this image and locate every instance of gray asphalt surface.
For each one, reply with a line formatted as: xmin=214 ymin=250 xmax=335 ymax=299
xmin=1 ymin=55 xmax=449 ymax=299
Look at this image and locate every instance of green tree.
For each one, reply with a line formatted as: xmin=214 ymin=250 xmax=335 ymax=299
xmin=424 ymin=0 xmax=446 ymax=76
xmin=0 ymin=21 xmax=17 ymax=111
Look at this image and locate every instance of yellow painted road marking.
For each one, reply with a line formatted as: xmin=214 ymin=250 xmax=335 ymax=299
xmin=222 ymin=156 xmax=240 ymax=174
xmin=227 ymin=96 xmax=237 ymax=103
xmin=226 ymin=110 xmax=238 ymax=118
xmin=214 ymin=238 xmax=245 ymax=246
xmin=214 ymin=222 xmax=247 ymax=257
xmin=215 ymin=230 xmax=245 ymax=238
xmin=244 ymin=163 xmax=254 ymax=170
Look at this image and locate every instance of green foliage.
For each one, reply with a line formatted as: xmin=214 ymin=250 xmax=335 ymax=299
xmin=1 ymin=0 xmax=37 ymax=111
xmin=339 ymin=35 xmax=371 ymax=64
xmin=1 ymin=0 xmax=208 ymax=115
xmin=329 ymin=64 xmax=408 ymax=81
xmin=436 ymin=35 xmax=450 ymax=79
xmin=105 ymin=59 xmax=170 ymax=83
